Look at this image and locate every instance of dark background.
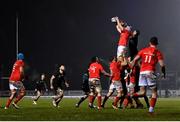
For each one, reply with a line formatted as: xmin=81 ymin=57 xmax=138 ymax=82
xmin=0 ymin=0 xmax=179 ymax=90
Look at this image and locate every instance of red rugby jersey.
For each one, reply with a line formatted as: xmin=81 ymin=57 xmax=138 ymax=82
xmin=88 ymin=62 xmax=104 ymax=79
xmin=137 ymin=46 xmax=163 ymax=72
xmin=9 ymin=60 xmax=24 ymax=82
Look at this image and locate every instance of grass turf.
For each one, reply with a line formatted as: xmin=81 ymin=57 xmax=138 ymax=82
xmin=0 ymin=97 xmax=180 ymax=121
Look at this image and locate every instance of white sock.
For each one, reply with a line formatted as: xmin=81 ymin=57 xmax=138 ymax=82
xmin=149 ymin=106 xmax=154 ymax=113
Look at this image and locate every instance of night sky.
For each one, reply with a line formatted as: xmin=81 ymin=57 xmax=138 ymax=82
xmin=0 ymin=0 xmax=180 ymax=90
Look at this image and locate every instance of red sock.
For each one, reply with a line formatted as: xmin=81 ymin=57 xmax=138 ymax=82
xmin=113 ymin=96 xmax=120 ymax=106
xmin=123 ymin=98 xmax=129 ymax=107
xmin=14 ymin=95 xmax=24 ymax=104
xmin=133 ymin=93 xmax=139 ymax=97
xmin=150 ymin=98 xmax=157 ymax=108
xmin=89 ymin=95 xmax=94 ymax=104
xmin=97 ymin=96 xmax=102 ymax=108
xmin=6 ymin=98 xmax=13 ymax=108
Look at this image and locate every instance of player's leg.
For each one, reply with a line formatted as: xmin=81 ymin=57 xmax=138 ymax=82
xmin=146 ymin=73 xmax=157 ymax=113
xmin=117 ymin=46 xmax=126 ymax=61
xmin=13 ymin=86 xmax=26 ymax=108
xmin=33 ymin=90 xmax=41 ymax=104
xmin=112 ymin=82 xmax=123 ymax=109
xmin=112 ymin=90 xmax=123 ymax=109
xmin=5 ymin=82 xmax=21 ymax=109
xmin=133 ymin=74 xmax=147 ymax=97
xmin=123 ymin=82 xmax=135 ymax=109
xmin=88 ymin=80 xmax=96 ymax=108
xmin=5 ymin=89 xmax=17 ymax=109
xmin=76 ymin=92 xmax=89 ymax=107
xmin=101 ymin=91 xmax=113 ymax=108
xmin=149 ymin=86 xmax=157 ymax=113
xmin=144 ymin=95 xmax=150 ymax=108
xmin=119 ymin=80 xmax=127 ymax=108
xmin=101 ymin=83 xmax=114 ymax=108
xmin=55 ymin=89 xmax=64 ymax=106
xmin=95 ymin=82 xmax=102 ymax=110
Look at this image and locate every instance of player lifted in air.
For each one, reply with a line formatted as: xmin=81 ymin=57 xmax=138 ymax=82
xmin=131 ymin=37 xmax=166 ymax=113
xmin=5 ymin=53 xmax=26 ymax=109
xmin=88 ymin=56 xmax=111 ymax=110
xmin=111 ymin=16 xmax=132 ymax=59
xmin=50 ymin=64 xmax=69 ymax=107
xmin=32 ymin=73 xmax=48 ymax=105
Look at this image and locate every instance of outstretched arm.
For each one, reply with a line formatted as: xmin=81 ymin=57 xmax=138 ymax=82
xmin=130 ymin=55 xmax=140 ymax=68
xmin=102 ymin=70 xmax=111 ymax=77
xmin=115 ymin=17 xmax=124 ymax=33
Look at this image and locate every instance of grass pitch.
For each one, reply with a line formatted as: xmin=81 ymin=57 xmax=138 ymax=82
xmin=0 ymin=97 xmax=180 ymax=121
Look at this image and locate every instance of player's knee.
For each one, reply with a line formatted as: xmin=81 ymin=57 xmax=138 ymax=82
xmin=10 ymin=91 xmax=16 ymax=99
xmin=152 ymin=92 xmax=158 ymax=98
xmin=97 ymin=92 xmax=101 ymax=96
xmin=20 ymin=91 xmax=26 ymax=96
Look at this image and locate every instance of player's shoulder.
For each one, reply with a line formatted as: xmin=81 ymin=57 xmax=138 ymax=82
xmin=15 ymin=60 xmax=24 ymax=65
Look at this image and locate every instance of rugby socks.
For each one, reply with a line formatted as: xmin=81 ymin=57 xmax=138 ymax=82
xmin=149 ymin=98 xmax=157 ymax=112
xmin=102 ymin=96 xmax=109 ymax=107
xmin=14 ymin=94 xmax=24 ymax=104
xmin=150 ymin=97 xmax=157 ymax=108
xmin=123 ymin=98 xmax=129 ymax=108
xmin=89 ymin=95 xmax=94 ymax=104
xmin=97 ymin=96 xmax=102 ymax=108
xmin=34 ymin=96 xmax=40 ymax=101
xmin=6 ymin=98 xmax=13 ymax=108
xmin=133 ymin=93 xmax=140 ymax=97
xmin=113 ymin=96 xmax=120 ymax=107
xmin=77 ymin=96 xmax=88 ymax=105
xmin=92 ymin=95 xmax=96 ymax=104
xmin=119 ymin=96 xmax=125 ymax=107
xmin=144 ymin=96 xmax=150 ymax=108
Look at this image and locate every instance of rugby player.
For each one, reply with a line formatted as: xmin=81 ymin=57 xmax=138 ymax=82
xmin=101 ymin=56 xmax=127 ymax=109
xmin=50 ymin=65 xmax=69 ymax=107
xmin=131 ymin=37 xmax=166 ymax=113
xmin=75 ymin=71 xmax=96 ymax=108
xmin=88 ymin=56 xmax=111 ymax=110
xmin=32 ymin=73 xmax=48 ymax=105
xmin=5 ymin=53 xmax=26 ymax=109
xmin=112 ymin=16 xmax=131 ymax=60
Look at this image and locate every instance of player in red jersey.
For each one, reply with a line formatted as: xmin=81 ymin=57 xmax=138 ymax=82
xmin=88 ymin=56 xmax=111 ymax=110
xmin=131 ymin=37 xmax=166 ymax=113
xmin=123 ymin=62 xmax=149 ymax=109
xmin=101 ymin=56 xmax=127 ymax=109
xmin=112 ymin=16 xmax=132 ymax=59
xmin=5 ymin=53 xmax=26 ymax=109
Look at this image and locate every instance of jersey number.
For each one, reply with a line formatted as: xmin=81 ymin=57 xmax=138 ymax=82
xmin=144 ymin=55 xmax=152 ymax=63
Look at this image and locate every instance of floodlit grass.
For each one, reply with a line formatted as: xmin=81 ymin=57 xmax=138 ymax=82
xmin=0 ymin=97 xmax=180 ymax=121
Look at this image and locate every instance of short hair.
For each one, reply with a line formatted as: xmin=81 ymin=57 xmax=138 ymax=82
xmin=109 ymin=56 xmax=116 ymax=62
xmin=91 ymin=56 xmax=98 ymax=63
xmin=135 ymin=29 xmax=140 ymax=36
xmin=150 ymin=37 xmax=158 ymax=45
